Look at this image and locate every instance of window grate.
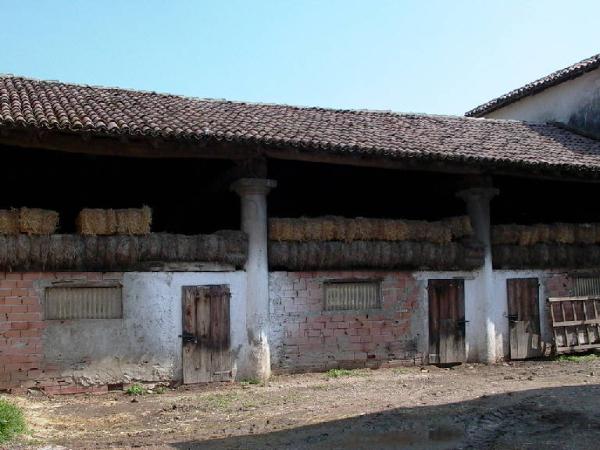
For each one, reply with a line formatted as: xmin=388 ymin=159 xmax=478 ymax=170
xmin=45 ymin=286 xmax=123 ymax=320
xmin=324 ymin=281 xmax=381 ymax=311
xmin=573 ymin=276 xmax=600 ymax=297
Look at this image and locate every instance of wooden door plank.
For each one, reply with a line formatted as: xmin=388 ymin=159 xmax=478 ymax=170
xmin=182 ymin=287 xmax=198 ymax=384
xmin=507 ymin=278 xmax=541 ymax=360
xmin=428 ymin=281 xmax=440 ymax=363
xmin=428 ymin=279 xmax=465 ymax=364
xmin=182 ymin=285 xmax=232 ymax=384
xmin=196 ymin=287 xmax=213 ymax=382
xmin=211 ymin=289 xmax=231 ymax=380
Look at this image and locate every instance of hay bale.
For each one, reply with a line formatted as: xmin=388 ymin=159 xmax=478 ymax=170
xmin=382 ymin=219 xmax=410 ymax=241
xmin=444 ymin=216 xmax=473 ymax=239
xmin=19 ymin=208 xmax=59 ymax=235
xmin=575 ymin=224 xmax=597 ymax=244
xmin=518 ymin=226 xmax=537 ymax=246
xmin=115 ymin=207 xmax=152 ymax=235
xmin=270 ymin=216 xmax=465 ymax=243
xmin=268 ymin=219 xmax=285 ymax=241
xmin=320 ymin=217 xmax=338 ymax=241
xmin=533 ymin=224 xmax=551 ymax=244
xmin=0 ymin=210 xmax=19 ymax=235
xmin=346 ymin=218 xmax=375 ymax=242
xmin=269 ymin=218 xmax=304 ymax=241
xmin=552 ymin=223 xmax=576 ymax=244
xmin=492 ymin=225 xmax=520 ymax=245
xmin=76 ymin=209 xmax=116 ymax=235
xmin=268 ymin=240 xmax=484 ymax=270
xmin=76 ymin=207 xmax=151 ymax=235
xmin=303 ymin=219 xmax=323 ymax=241
xmin=427 ymin=223 xmax=452 ymax=244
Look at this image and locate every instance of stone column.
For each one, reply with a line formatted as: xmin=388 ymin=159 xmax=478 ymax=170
xmin=231 ymin=178 xmax=277 ymax=380
xmin=457 ymin=187 xmax=499 ymax=364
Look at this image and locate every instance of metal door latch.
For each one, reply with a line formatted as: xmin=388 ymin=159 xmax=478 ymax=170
xmin=179 ymin=332 xmax=198 ymax=344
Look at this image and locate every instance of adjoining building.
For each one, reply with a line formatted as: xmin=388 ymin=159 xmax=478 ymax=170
xmin=1 ymin=71 xmax=600 ymax=394
xmin=466 ymin=53 xmax=600 ymax=139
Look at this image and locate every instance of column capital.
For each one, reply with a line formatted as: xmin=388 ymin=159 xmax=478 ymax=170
xmin=230 ymin=178 xmax=277 ymax=196
xmin=456 ymin=187 xmax=499 ymax=203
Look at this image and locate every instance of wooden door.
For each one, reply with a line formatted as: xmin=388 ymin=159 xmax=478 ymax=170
xmin=507 ymin=278 xmax=541 ymax=360
xmin=182 ymin=285 xmax=232 ymax=383
xmin=428 ymin=279 xmax=466 ymax=364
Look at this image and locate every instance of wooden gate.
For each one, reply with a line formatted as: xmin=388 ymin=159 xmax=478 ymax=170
xmin=428 ymin=279 xmax=466 ymax=364
xmin=507 ymin=278 xmax=542 ymax=360
xmin=549 ymin=296 xmax=600 ymax=353
xmin=182 ymin=285 xmax=232 ymax=383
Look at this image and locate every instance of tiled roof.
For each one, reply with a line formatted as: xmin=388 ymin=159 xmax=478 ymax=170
xmin=3 ymin=75 xmax=600 ymax=175
xmin=466 ymin=53 xmax=600 ymax=117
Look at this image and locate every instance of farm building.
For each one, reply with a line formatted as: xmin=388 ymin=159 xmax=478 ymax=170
xmin=466 ymin=52 xmax=600 ymax=138
xmin=1 ymin=71 xmax=600 ymax=394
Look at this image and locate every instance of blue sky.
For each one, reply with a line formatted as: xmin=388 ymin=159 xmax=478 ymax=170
xmin=2 ymin=1 xmax=600 ymax=115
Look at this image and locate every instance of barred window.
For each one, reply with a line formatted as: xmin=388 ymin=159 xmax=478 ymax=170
xmin=324 ymin=281 xmax=381 ymax=311
xmin=45 ymin=285 xmax=123 ymax=320
xmin=572 ymin=276 xmax=600 ymax=296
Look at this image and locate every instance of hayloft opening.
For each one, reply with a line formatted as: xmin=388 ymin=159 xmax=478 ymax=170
xmin=0 ymin=145 xmax=240 ymax=234
xmin=267 ymin=160 xmax=467 ymax=220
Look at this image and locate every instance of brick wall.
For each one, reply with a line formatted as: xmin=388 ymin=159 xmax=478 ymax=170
xmin=269 ymin=271 xmax=425 ymax=372
xmin=543 ymin=272 xmax=572 ymax=298
xmin=0 ymin=272 xmax=122 ymax=394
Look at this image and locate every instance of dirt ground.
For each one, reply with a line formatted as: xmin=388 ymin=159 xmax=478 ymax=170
xmin=5 ymin=358 xmax=600 ymax=449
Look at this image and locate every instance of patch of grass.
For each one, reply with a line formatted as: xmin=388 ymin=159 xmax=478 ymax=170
xmin=0 ymin=399 xmax=26 ymax=443
xmin=392 ymin=367 xmax=410 ymax=375
xmin=325 ymin=368 xmax=366 ymax=379
xmin=555 ymin=353 xmax=600 ymax=363
xmin=154 ymin=386 xmax=167 ymax=394
xmin=310 ymin=383 xmax=331 ymax=391
xmin=202 ymin=392 xmax=239 ymax=409
xmin=125 ymin=384 xmax=145 ymax=396
xmin=240 ymin=378 xmax=261 ymax=386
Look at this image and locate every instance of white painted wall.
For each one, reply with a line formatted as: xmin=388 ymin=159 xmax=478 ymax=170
xmin=415 ymin=269 xmax=558 ymax=363
xmin=485 ymin=67 xmax=600 ymax=124
xmin=43 ymin=271 xmax=246 ymax=386
xmin=43 ymin=268 xmax=563 ymax=385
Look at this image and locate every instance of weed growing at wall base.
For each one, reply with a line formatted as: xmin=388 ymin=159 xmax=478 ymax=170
xmin=325 ymin=368 xmax=367 ymax=378
xmin=0 ymin=399 xmax=26 ymax=443
xmin=125 ymin=384 xmax=145 ymax=396
xmin=555 ymin=353 xmax=600 ymax=363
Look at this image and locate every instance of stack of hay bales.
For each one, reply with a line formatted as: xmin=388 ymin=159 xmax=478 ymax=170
xmin=76 ymin=206 xmax=152 ymax=236
xmin=0 ymin=208 xmax=59 ymax=235
xmin=269 ymin=216 xmax=472 ymax=244
xmin=492 ymin=223 xmax=600 ymax=246
xmin=269 ymin=239 xmax=485 ymax=271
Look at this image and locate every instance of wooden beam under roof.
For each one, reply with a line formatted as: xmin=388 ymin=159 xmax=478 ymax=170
xmin=2 ymin=126 xmax=600 ymax=184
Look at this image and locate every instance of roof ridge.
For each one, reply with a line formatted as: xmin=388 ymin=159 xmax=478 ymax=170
xmin=0 ymin=73 xmax=528 ymax=124
xmin=466 ymin=52 xmax=600 ymax=117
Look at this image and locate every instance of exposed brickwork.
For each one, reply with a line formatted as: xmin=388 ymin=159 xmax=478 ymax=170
xmin=270 ymin=271 xmax=425 ymax=372
xmin=0 ymin=272 xmax=122 ymax=394
xmin=543 ymin=272 xmax=572 ymax=298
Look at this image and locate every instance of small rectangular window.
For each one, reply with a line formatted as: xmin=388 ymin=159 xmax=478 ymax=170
xmin=573 ymin=276 xmax=600 ymax=296
xmin=324 ymin=281 xmax=381 ymax=311
xmin=45 ymin=285 xmax=123 ymax=320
